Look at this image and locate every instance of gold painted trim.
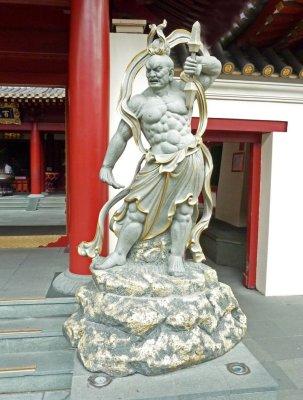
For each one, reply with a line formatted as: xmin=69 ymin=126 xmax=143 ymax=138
xmin=281 ymin=66 xmax=293 ymax=77
xmin=276 ymin=1 xmax=284 ymax=12
xmin=0 ymin=235 xmax=62 ymax=248
xmin=0 ymin=365 xmax=36 ymax=374
xmin=223 ymin=62 xmax=235 ymax=74
xmin=242 ymin=63 xmax=255 ymax=75
xmin=262 ymin=65 xmax=274 ymax=77
xmin=0 ymin=101 xmax=21 ymax=125
xmin=0 ymin=328 xmax=42 ymax=335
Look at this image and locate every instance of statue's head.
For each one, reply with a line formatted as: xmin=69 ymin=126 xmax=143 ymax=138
xmin=146 ymin=54 xmax=174 ymax=90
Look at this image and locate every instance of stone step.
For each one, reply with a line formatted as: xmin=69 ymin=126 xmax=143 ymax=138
xmin=0 ymin=205 xmax=26 ymax=210
xmin=40 ymin=197 xmax=66 ymax=202
xmin=0 ymin=349 xmax=74 ymax=394
xmin=0 ymin=389 xmax=70 ymax=399
xmin=39 ymin=201 xmax=66 ymax=205
xmin=0 ymin=200 xmax=27 ymax=205
xmin=201 ymin=218 xmax=246 ymax=269
xmin=0 ymin=298 xmax=77 ymax=319
xmin=0 ymin=316 xmax=71 ymax=354
xmin=37 ymin=204 xmax=65 ymax=210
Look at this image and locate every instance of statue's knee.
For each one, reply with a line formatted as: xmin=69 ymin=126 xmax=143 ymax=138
xmin=127 ymin=202 xmax=145 ymax=223
xmin=128 ymin=202 xmax=137 ymax=213
xmin=179 ymin=202 xmax=194 ymax=216
xmin=175 ymin=203 xmax=194 ymax=223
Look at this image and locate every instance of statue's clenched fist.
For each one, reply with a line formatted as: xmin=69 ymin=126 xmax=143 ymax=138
xmin=99 ymin=166 xmax=125 ymax=189
xmin=184 ymin=56 xmax=203 ymax=77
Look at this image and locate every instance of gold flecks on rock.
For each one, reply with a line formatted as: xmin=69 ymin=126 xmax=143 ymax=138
xmin=63 ymin=256 xmax=247 ymax=377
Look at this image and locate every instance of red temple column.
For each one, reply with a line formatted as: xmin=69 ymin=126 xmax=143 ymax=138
xmin=40 ymin=134 xmax=45 ymax=193
xmin=29 ymin=122 xmax=43 ymax=196
xmin=53 ymin=0 xmax=109 ymax=293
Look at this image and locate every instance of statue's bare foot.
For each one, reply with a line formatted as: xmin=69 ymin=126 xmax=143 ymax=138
xmin=94 ymin=252 xmax=126 ymax=270
xmin=168 ymin=255 xmax=186 ymax=277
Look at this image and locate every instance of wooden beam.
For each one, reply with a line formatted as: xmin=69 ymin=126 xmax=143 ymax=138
xmin=275 ymin=0 xmax=303 ymax=14
xmin=0 ymin=0 xmax=69 ymax=6
xmin=237 ymin=0 xmax=293 ymax=45
xmin=38 ymin=122 xmax=65 ymax=131
xmin=0 ymin=71 xmax=67 ymax=86
xmin=0 ymin=51 xmax=67 ymax=61
xmin=0 ymin=122 xmax=65 ymax=131
xmin=192 ymin=117 xmax=288 ymax=133
xmin=0 ymin=30 xmax=67 ymax=53
xmin=204 ymin=131 xmax=261 ymax=143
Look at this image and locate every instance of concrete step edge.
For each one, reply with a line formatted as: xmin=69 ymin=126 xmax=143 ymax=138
xmin=0 ymin=349 xmax=74 ymax=379
xmin=0 ymin=297 xmax=75 ymax=306
xmin=0 ymin=316 xmax=66 ymax=339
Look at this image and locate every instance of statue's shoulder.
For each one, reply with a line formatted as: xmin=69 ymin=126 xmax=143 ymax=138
xmin=171 ymin=79 xmax=185 ymax=91
xmin=128 ymin=94 xmax=146 ymax=116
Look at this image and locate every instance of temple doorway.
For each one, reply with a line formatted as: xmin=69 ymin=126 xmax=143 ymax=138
xmin=192 ymin=118 xmax=270 ymax=290
xmin=200 ymin=142 xmax=249 ymax=284
xmin=0 ymin=86 xmax=67 ymax=248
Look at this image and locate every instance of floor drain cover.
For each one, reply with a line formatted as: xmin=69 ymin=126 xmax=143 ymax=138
xmin=226 ymin=362 xmax=251 ymax=375
xmin=88 ymin=373 xmax=112 ymax=388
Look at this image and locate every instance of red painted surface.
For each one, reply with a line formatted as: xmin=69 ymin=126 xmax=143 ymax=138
xmin=1 ymin=119 xmax=288 ymax=134
xmin=0 ymin=3 xmax=68 ymax=86
xmin=204 ymin=131 xmax=261 ymax=143
xmin=38 ymin=122 xmax=65 ymax=131
xmin=243 ymin=142 xmax=262 ymax=289
xmin=192 ymin=117 xmax=288 ymax=133
xmin=40 ymin=135 xmax=45 ymax=192
xmin=30 ymin=122 xmax=42 ymax=195
xmin=40 ymin=235 xmax=68 ymax=248
xmin=236 ymin=0 xmax=303 ymax=48
xmin=67 ymin=0 xmax=109 ymax=276
xmin=0 ymin=72 xmax=66 ymax=86
xmin=0 ymin=122 xmax=65 ymax=132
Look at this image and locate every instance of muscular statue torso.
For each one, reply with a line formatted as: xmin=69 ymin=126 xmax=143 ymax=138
xmin=130 ymin=81 xmax=195 ymax=154
xmin=98 ymin=50 xmax=222 ymax=274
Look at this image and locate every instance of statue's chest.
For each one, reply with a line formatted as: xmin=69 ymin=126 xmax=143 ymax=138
xmin=141 ymin=95 xmax=187 ymax=124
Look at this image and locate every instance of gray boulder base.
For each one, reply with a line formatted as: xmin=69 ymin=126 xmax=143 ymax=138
xmin=63 ymin=234 xmax=247 ymax=376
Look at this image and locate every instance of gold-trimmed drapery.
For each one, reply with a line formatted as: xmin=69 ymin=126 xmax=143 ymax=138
xmin=78 ymin=21 xmax=213 ymax=263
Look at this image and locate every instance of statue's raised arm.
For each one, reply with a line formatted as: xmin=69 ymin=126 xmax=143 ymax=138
xmin=183 ymin=54 xmax=222 ymax=90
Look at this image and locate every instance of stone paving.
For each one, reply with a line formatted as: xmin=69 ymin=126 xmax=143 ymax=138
xmin=0 ymin=209 xmax=66 ymax=227
xmin=0 ymin=249 xmax=302 ymax=399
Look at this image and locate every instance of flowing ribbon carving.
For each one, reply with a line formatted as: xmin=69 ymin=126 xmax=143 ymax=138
xmin=78 ymin=21 xmax=213 ymax=263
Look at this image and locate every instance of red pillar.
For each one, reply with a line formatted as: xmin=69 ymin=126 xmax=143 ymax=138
xmin=68 ymin=0 xmax=109 ymax=275
xmin=40 ymin=134 xmax=45 ymax=193
xmin=243 ymin=141 xmax=261 ymax=289
xmin=30 ymin=122 xmax=43 ymax=195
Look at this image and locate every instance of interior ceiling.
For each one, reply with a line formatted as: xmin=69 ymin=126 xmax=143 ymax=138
xmin=0 ymin=0 xmax=301 ymax=86
xmin=235 ymin=0 xmax=303 ymax=51
xmin=111 ymin=0 xmax=251 ymax=46
xmin=0 ymin=2 xmax=69 ymax=85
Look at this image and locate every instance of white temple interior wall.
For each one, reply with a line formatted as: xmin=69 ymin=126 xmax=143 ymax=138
xmin=215 ymin=142 xmax=248 ymax=227
xmin=110 ymin=32 xmax=303 ymax=296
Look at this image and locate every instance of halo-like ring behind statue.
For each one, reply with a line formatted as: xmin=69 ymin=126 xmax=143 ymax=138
xmin=78 ymin=21 xmax=213 ymax=263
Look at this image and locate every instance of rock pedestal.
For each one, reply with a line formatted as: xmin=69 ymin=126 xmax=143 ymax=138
xmin=64 ymin=236 xmax=247 ymax=377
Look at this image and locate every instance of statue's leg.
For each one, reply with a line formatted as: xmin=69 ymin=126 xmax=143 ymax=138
xmin=95 ymin=202 xmax=146 ymax=270
xmin=168 ymin=202 xmax=194 ymax=277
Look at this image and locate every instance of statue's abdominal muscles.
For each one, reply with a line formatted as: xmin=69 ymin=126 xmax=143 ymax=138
xmin=141 ymin=95 xmax=195 ymax=154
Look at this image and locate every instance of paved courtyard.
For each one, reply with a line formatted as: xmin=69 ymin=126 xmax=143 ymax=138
xmin=0 ymin=248 xmax=302 ymax=399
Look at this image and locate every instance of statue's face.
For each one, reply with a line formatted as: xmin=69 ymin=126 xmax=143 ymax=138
xmin=146 ymin=55 xmax=174 ymax=89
